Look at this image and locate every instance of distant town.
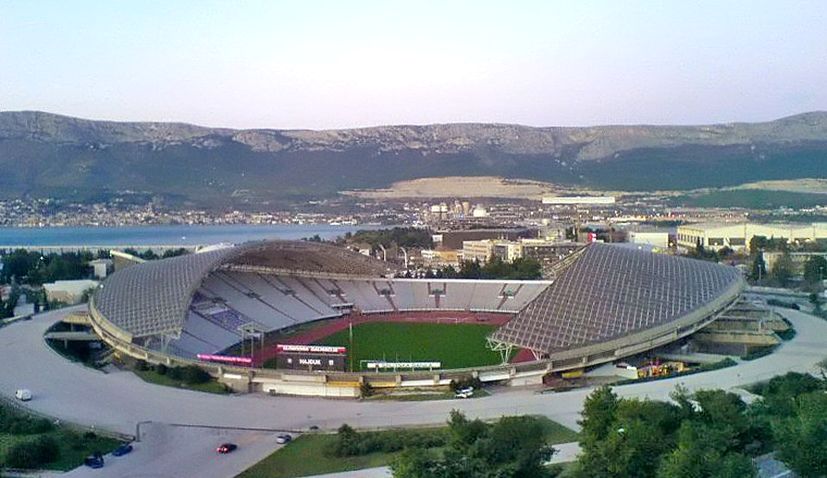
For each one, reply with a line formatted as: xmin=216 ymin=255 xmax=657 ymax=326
xmin=3 ymin=189 xmax=826 ymax=230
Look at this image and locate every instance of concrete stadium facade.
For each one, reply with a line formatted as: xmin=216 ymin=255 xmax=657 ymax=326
xmin=88 ymin=240 xmax=745 ymax=397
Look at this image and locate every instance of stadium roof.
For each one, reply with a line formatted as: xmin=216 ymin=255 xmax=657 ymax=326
xmin=93 ymin=248 xmax=237 ymax=338
xmin=490 ymin=243 xmax=744 ymax=354
xmin=92 ymin=240 xmax=396 ymax=339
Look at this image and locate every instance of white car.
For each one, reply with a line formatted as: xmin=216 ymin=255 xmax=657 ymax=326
xmin=276 ymin=434 xmax=292 ymax=444
xmin=15 ymin=389 xmax=32 ymax=401
xmin=455 ymin=391 xmax=473 ymax=399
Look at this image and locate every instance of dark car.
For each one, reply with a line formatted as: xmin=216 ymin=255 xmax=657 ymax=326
xmin=112 ymin=443 xmax=133 ymax=456
xmin=216 ymin=443 xmax=237 ymax=454
xmin=84 ymin=452 xmax=104 ymax=468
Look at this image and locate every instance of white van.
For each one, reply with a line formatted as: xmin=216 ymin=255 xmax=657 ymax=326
xmin=15 ymin=389 xmax=32 ymax=401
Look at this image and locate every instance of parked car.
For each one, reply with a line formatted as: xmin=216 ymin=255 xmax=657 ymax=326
xmin=455 ymin=390 xmax=473 ymax=399
xmin=112 ymin=443 xmax=134 ymax=456
xmin=276 ymin=434 xmax=292 ymax=444
xmin=15 ymin=389 xmax=32 ymax=401
xmin=216 ymin=443 xmax=237 ymax=454
xmin=84 ymin=452 xmax=104 ymax=469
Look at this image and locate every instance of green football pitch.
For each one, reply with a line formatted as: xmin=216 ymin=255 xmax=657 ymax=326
xmin=315 ymin=322 xmax=507 ymax=371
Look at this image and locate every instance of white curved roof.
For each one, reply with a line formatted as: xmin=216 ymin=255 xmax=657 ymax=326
xmin=490 ymin=243 xmax=745 ymax=354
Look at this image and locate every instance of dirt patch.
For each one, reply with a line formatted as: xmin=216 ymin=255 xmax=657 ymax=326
xmin=342 ymin=176 xmax=569 ymax=199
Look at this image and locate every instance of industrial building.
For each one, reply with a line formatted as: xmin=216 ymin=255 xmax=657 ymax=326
xmin=435 ymin=228 xmax=535 ymax=250
xmin=676 ymin=222 xmax=827 ymax=252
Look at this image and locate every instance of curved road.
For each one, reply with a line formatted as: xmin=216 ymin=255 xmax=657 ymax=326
xmin=2 ymin=302 xmax=826 ymax=435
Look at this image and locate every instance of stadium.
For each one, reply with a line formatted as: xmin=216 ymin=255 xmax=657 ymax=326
xmin=88 ymin=240 xmax=745 ymax=397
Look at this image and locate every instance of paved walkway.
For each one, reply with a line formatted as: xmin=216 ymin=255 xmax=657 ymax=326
xmin=1 ymin=295 xmax=825 ymax=476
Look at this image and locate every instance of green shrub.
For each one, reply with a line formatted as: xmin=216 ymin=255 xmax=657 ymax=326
xmin=767 ymin=299 xmax=800 ymax=310
xmin=329 ymin=424 xmax=448 ymax=457
xmin=450 ymin=376 xmax=482 ymax=393
xmin=5 ymin=435 xmax=60 ymax=469
xmin=181 ymin=365 xmax=211 ymax=384
xmin=167 ymin=366 xmax=183 ymax=380
xmin=776 ymin=328 xmax=797 ymax=341
xmin=742 ymin=346 xmax=776 ymax=361
xmin=359 ymin=382 xmax=374 ymax=398
xmin=134 ymin=359 xmax=149 ymax=371
xmin=155 ymin=363 xmax=167 ymax=375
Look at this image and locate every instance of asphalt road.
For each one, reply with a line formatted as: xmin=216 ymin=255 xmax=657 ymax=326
xmin=1 ymin=299 xmax=825 ymax=476
xmin=62 ymin=423 xmax=287 ymax=478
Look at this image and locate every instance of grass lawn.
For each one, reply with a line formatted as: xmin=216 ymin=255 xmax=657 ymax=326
xmin=133 ymin=369 xmax=229 ymax=394
xmin=315 ymin=322 xmax=507 ymax=370
xmin=238 ymin=433 xmax=398 ymax=478
xmin=239 ymin=418 xmax=578 ymax=478
xmin=1 ymin=428 xmax=121 ymax=471
xmin=223 ymin=317 xmax=341 ymax=357
xmin=535 ymin=416 xmax=580 ymax=444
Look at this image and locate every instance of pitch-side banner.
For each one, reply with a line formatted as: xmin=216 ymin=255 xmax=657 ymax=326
xmin=197 ymin=354 xmax=253 ymax=365
xmin=365 ymin=361 xmax=441 ymax=370
xmin=276 ymin=344 xmax=346 ymax=355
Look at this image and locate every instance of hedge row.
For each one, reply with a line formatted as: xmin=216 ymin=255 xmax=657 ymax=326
xmin=329 ymin=424 xmax=448 ymax=457
xmin=135 ymin=360 xmax=211 ymax=384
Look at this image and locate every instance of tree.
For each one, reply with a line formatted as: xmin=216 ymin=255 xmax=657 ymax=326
xmin=770 ymin=252 xmax=795 ymax=287
xmin=392 ymin=411 xmax=558 ymax=478
xmin=775 ymin=392 xmax=827 ymax=477
xmin=658 ymin=421 xmax=756 ymax=478
xmin=573 ymin=387 xmax=758 ymax=478
xmin=810 ymin=292 xmax=824 ymax=314
xmin=578 ymin=386 xmax=619 ymax=448
xmin=752 ymin=372 xmax=825 ymax=418
xmin=689 ymin=240 xmax=719 ymax=263
xmin=692 ymin=390 xmax=752 ymax=450
xmin=749 ymin=253 xmax=767 ymax=282
xmin=750 ymin=235 xmax=768 ymax=253
xmin=803 ymin=255 xmax=827 ymax=287
xmin=477 ymin=416 xmax=554 ymax=476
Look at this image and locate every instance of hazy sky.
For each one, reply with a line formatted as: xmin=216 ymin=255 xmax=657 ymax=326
xmin=2 ymin=0 xmax=827 ymax=129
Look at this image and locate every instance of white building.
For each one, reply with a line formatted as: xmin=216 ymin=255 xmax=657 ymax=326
xmin=676 ymin=222 xmax=827 ymax=252
xmin=462 ymin=240 xmax=496 ymax=263
xmin=43 ymin=280 xmax=99 ymax=305
xmin=89 ymin=259 xmax=113 ymax=279
xmin=628 ymin=231 xmax=670 ymax=249
xmin=542 ymin=195 xmax=616 ymax=205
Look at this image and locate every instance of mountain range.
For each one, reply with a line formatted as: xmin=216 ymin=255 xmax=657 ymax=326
xmin=2 ymin=111 xmax=827 ymax=207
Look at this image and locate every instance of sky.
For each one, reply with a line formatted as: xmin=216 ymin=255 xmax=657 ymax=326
xmin=2 ymin=0 xmax=827 ymax=130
